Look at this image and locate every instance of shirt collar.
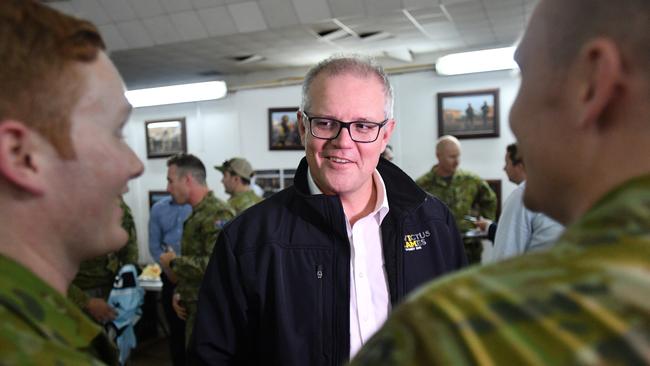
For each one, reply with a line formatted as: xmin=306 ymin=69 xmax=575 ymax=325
xmin=307 ymin=167 xmax=390 ymax=224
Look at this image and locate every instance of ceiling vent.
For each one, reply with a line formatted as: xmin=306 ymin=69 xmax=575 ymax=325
xmin=231 ymin=54 xmax=265 ymax=64
xmin=316 ymin=28 xmax=350 ymax=41
xmin=358 ymin=31 xmax=393 ymax=42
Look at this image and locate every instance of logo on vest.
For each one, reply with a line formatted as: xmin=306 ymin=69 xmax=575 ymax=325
xmin=403 ymin=230 xmax=431 ymax=251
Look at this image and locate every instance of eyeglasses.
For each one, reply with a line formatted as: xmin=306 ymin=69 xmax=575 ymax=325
xmin=302 ymin=112 xmax=389 ymax=143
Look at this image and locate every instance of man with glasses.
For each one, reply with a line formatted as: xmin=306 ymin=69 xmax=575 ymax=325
xmin=191 ymin=56 xmax=467 ymax=365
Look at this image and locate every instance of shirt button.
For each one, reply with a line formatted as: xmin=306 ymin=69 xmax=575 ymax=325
xmin=358 ymin=272 xmax=365 ymax=278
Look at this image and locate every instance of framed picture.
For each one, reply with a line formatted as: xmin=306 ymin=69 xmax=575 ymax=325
xmin=145 ymin=117 xmax=187 ymax=158
xmin=268 ymin=107 xmax=303 ymax=150
xmin=437 ymin=89 xmax=499 ymax=139
xmin=254 ymin=169 xmax=282 ymax=198
xmin=148 ymin=190 xmax=171 ymax=209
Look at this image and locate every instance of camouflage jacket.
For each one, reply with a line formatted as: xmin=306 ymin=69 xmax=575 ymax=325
xmin=351 ymin=175 xmax=650 ymax=365
xmin=228 ymin=189 xmax=263 ymax=215
xmin=416 ymin=166 xmax=497 ymax=233
xmin=172 ymin=191 xmax=235 ymax=305
xmin=68 ymin=199 xmax=139 ymax=308
xmin=0 ymin=255 xmax=118 ymax=365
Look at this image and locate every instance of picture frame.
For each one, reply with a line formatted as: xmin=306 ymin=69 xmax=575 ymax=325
xmin=145 ymin=117 xmax=187 ymax=158
xmin=148 ymin=190 xmax=171 ymax=209
xmin=268 ymin=107 xmax=303 ymax=151
xmin=437 ymin=89 xmax=499 ymax=139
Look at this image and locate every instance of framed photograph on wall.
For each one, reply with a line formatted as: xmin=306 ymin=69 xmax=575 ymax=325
xmin=437 ymin=89 xmax=499 ymax=139
xmin=268 ymin=107 xmax=303 ymax=151
xmin=149 ymin=190 xmax=171 ymax=209
xmin=145 ymin=117 xmax=187 ymax=158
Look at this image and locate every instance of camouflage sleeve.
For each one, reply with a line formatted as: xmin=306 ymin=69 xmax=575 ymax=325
xmin=350 ymin=301 xmax=473 ymax=365
xmin=67 ymin=283 xmax=89 ymax=309
xmin=173 ymin=209 xmax=234 ymax=282
xmin=118 ymin=199 xmax=139 ymax=266
xmin=477 ymin=179 xmax=498 ymax=220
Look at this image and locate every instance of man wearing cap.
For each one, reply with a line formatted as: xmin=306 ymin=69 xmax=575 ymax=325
xmin=215 ymin=158 xmax=263 ymax=215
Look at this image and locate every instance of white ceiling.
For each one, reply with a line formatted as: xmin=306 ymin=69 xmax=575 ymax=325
xmin=46 ymin=0 xmax=538 ymax=89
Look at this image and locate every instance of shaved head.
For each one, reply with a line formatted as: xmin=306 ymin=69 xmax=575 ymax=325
xmin=540 ymin=0 xmax=650 ymax=79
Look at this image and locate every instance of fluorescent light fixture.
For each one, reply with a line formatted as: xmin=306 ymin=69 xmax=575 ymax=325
xmin=125 ymin=81 xmax=227 ymax=108
xmin=435 ymin=46 xmax=518 ymax=76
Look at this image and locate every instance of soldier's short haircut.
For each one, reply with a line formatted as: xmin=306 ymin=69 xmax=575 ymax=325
xmin=167 ymin=153 xmax=207 ymax=186
xmin=0 ymin=0 xmax=105 ymax=158
xmin=506 ymin=143 xmax=523 ymax=166
xmin=300 ymin=55 xmax=394 ymax=119
xmin=542 ymin=0 xmax=649 ymax=80
xmin=436 ymin=135 xmax=460 ymax=153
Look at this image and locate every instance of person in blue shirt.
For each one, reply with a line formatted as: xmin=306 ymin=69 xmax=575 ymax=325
xmin=148 ymin=195 xmax=191 ymax=366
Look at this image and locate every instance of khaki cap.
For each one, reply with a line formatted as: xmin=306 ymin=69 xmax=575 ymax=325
xmin=215 ymin=157 xmax=254 ymax=179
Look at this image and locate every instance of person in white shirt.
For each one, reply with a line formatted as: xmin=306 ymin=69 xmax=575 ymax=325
xmin=482 ymin=143 xmax=564 ymax=263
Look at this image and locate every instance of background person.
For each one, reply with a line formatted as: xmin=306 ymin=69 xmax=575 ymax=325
xmin=159 ymin=153 xmax=235 ymax=349
xmin=480 ymin=143 xmax=563 ymax=263
xmin=148 ymin=194 xmax=191 ymax=366
xmin=416 ymin=135 xmax=497 ymax=263
xmin=215 ymin=157 xmax=263 ymax=215
xmin=68 ymin=198 xmax=139 ymax=324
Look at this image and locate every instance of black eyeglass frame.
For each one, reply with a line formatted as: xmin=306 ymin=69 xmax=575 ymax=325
xmin=301 ymin=111 xmax=389 ymax=143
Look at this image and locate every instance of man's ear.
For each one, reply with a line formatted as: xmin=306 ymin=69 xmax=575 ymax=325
xmin=381 ymin=119 xmax=396 ymax=147
xmin=0 ymin=121 xmax=47 ymax=195
xmin=576 ymin=38 xmax=625 ymax=129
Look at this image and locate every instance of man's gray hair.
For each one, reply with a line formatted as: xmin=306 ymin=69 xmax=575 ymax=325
xmin=300 ymin=55 xmax=394 ymax=119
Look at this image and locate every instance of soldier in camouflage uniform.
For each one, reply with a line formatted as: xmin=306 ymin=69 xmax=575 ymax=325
xmin=416 ymin=135 xmax=497 ymax=263
xmin=68 ymin=198 xmax=139 ymax=323
xmin=159 ymin=154 xmax=235 ymax=347
xmin=215 ymin=157 xmax=263 ymax=215
xmin=0 ymin=1 xmax=143 ymax=363
xmin=352 ymin=0 xmax=650 ymax=364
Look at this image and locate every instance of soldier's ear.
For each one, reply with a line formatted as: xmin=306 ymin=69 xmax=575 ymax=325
xmin=0 ymin=120 xmax=47 ymax=195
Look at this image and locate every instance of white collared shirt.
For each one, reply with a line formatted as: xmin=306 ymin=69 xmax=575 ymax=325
xmin=307 ymin=169 xmax=391 ymax=358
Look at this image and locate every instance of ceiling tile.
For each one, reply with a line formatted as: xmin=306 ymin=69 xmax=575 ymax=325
xmin=98 ymin=24 xmax=129 ymax=51
xmin=258 ymin=0 xmax=300 ymax=29
xmin=142 ymin=15 xmax=182 ymax=44
xmin=129 ymin=0 xmax=165 ymax=18
xmin=70 ymin=0 xmax=111 ymax=25
xmin=170 ymin=11 xmax=209 ymax=41
xmin=98 ymin=0 xmax=137 ymax=22
xmin=328 ymin=0 xmax=364 ymax=18
xmin=403 ymin=0 xmax=441 ymax=9
xmin=198 ymin=6 xmax=238 ymax=36
xmin=363 ymin=0 xmax=402 ymax=16
xmin=160 ymin=0 xmax=194 ymax=13
xmin=191 ymin=0 xmax=226 ymax=8
xmin=115 ymin=20 xmax=155 ymax=48
xmin=228 ymin=2 xmax=268 ymax=33
xmin=291 ymin=0 xmax=332 ymax=24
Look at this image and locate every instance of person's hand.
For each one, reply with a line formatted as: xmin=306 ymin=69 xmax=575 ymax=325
xmin=160 ymin=250 xmax=176 ymax=268
xmin=474 ymin=218 xmax=492 ymax=232
xmin=86 ymin=298 xmax=117 ymax=323
xmin=172 ymin=293 xmax=187 ymax=320
xmin=160 ymin=251 xmax=178 ymax=283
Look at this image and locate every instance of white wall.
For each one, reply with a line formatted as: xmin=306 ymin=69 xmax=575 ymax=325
xmin=124 ymin=69 xmax=521 ymax=263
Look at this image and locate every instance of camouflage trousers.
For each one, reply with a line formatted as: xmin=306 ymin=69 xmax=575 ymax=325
xmin=463 ymin=238 xmax=483 ymax=264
